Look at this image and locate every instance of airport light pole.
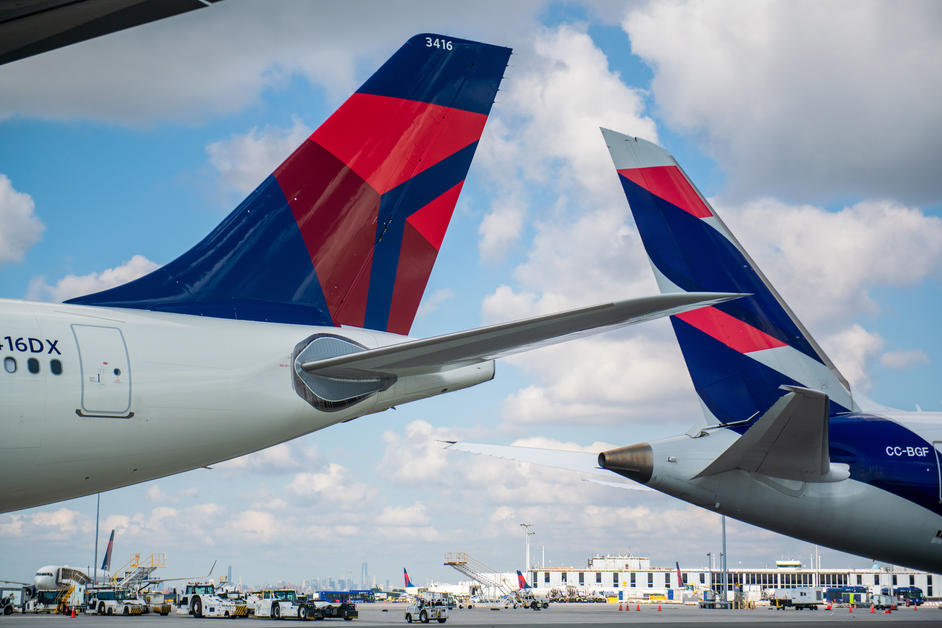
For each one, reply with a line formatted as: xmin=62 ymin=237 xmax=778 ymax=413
xmin=520 ymin=523 xmax=534 ymax=572
xmin=723 ymin=515 xmax=729 ymax=608
xmin=93 ymin=493 xmax=100 ymax=585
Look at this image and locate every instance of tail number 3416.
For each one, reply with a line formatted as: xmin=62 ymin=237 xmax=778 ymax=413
xmin=426 ymin=37 xmax=453 ymax=51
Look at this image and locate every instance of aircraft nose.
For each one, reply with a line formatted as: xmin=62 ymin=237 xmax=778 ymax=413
xmin=598 ymin=443 xmax=653 ymax=484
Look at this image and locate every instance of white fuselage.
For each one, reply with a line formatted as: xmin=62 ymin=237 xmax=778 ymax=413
xmin=0 ymin=299 xmax=493 ymax=513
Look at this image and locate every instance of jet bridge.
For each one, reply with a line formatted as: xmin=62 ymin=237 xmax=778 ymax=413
xmin=443 ymin=552 xmax=513 ymax=601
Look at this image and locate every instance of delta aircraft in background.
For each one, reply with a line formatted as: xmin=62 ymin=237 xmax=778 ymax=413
xmin=0 ymin=35 xmax=730 ymax=514
xmin=451 ymin=128 xmax=942 ymax=573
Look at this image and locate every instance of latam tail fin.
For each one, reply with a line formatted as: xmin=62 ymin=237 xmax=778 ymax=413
xmin=601 ymin=128 xmax=857 ymax=426
xmin=69 ymin=34 xmax=511 ymax=334
xmin=101 ymin=529 xmax=115 ymax=572
xmin=403 ymin=568 xmax=414 ymax=588
xmin=516 ymin=570 xmax=531 ymax=589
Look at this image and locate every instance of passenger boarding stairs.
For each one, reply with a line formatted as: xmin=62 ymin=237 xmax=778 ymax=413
xmin=443 ymin=552 xmax=513 ymax=601
xmin=112 ymin=553 xmax=165 ymax=591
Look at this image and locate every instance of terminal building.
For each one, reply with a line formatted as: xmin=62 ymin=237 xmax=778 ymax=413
xmin=525 ymin=555 xmax=942 ymax=600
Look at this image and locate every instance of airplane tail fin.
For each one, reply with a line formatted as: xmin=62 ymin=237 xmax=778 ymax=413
xmin=602 ymin=128 xmax=856 ymax=425
xmin=403 ymin=568 xmax=414 ymax=588
xmin=100 ymin=529 xmax=115 ymax=572
xmin=516 ymin=570 xmax=531 ymax=589
xmin=69 ymin=34 xmax=511 ymax=334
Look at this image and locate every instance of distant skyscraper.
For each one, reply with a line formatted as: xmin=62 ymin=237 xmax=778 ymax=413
xmin=227 ymin=565 xmax=232 ymax=583
xmin=361 ymin=562 xmax=368 ymax=589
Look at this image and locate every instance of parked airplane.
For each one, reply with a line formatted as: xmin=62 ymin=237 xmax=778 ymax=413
xmin=403 ymin=569 xmax=415 ymax=589
xmin=450 ymin=129 xmax=942 ymax=573
xmin=101 ymin=529 xmax=115 ymax=572
xmin=0 ymin=36 xmax=730 ymax=514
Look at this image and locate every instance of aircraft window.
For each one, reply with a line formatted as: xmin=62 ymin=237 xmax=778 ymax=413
xmin=27 ymin=357 xmax=39 ymax=373
xmin=3 ymin=357 xmax=14 ymax=373
xmin=50 ymin=359 xmax=63 ymax=375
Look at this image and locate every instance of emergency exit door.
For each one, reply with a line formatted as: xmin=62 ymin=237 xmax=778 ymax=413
xmin=72 ymin=324 xmax=132 ymax=417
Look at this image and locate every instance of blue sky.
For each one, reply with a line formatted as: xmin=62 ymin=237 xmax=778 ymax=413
xmin=1 ymin=0 xmax=941 ymax=588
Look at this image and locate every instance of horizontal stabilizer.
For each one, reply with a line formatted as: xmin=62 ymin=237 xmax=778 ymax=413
xmin=444 ymin=441 xmax=652 ymax=491
xmin=302 ymin=292 xmax=741 ymax=378
xmin=696 ymin=386 xmax=849 ymax=482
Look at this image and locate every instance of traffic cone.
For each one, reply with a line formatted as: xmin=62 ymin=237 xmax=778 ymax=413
xmin=71 ymin=607 xmax=76 ymax=618
xmin=871 ymin=605 xmax=875 ymax=613
xmin=635 ymin=603 xmax=640 ymax=611
xmin=657 ymin=604 xmax=662 ymax=612
xmin=826 ymin=604 xmax=831 ymax=611
xmin=849 ymin=604 xmax=853 ymax=613
xmin=884 ymin=609 xmax=891 ymax=614
xmin=618 ymin=604 xmax=622 ymax=611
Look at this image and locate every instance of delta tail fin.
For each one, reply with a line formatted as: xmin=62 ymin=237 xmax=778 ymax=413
xmin=516 ymin=570 xmax=532 ymax=589
xmin=100 ymin=529 xmax=115 ymax=572
xmin=69 ymin=35 xmax=511 ymax=334
xmin=403 ymin=568 xmax=414 ymax=588
xmin=602 ymin=129 xmax=857 ymax=426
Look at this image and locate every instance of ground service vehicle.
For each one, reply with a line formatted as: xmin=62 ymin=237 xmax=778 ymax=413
xmin=405 ymin=597 xmax=448 ymax=623
xmin=302 ymin=591 xmax=358 ymax=620
xmin=251 ymin=589 xmax=301 ymax=619
xmin=770 ymin=587 xmax=824 ymax=610
xmin=86 ymin=588 xmax=144 ymax=616
xmin=176 ymin=583 xmax=237 ymax=618
xmin=893 ymin=586 xmax=925 ymax=606
xmin=143 ymin=591 xmax=172 ymax=615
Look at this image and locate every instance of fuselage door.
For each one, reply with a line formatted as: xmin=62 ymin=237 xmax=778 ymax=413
xmin=72 ymin=324 xmax=131 ymax=417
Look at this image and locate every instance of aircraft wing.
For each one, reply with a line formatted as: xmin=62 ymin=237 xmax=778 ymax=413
xmin=695 ymin=386 xmax=849 ymax=482
xmin=0 ymin=0 xmax=224 ymax=66
xmin=444 ymin=441 xmax=652 ymax=491
xmin=302 ymin=292 xmax=742 ymax=379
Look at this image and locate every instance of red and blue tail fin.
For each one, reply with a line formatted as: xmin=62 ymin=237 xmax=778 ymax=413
xmin=602 ymin=129 xmax=856 ymax=425
xmin=516 ymin=570 xmax=531 ymax=589
xmin=69 ymin=35 xmax=510 ymax=334
xmin=101 ymin=528 xmax=115 ymax=572
xmin=403 ymin=568 xmax=414 ymax=588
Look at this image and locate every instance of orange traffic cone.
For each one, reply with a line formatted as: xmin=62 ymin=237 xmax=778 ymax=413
xmin=871 ymin=605 xmax=875 ymax=613
xmin=71 ymin=607 xmax=76 ymax=618
xmin=635 ymin=603 xmax=640 ymax=611
xmin=618 ymin=604 xmax=623 ymax=611
xmin=826 ymin=604 xmax=831 ymax=611
xmin=849 ymin=604 xmax=854 ymax=613
xmin=657 ymin=604 xmax=662 ymax=612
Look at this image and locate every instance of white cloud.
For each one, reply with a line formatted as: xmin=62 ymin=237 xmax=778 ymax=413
xmin=286 ymin=463 xmax=375 ymax=505
xmin=207 ymin=117 xmax=311 ymax=195
xmin=820 ymin=324 xmax=885 ymax=392
xmin=0 ymin=174 xmax=44 ymax=264
xmin=0 ymin=2 xmax=546 ymax=125
xmin=475 ymin=24 xmax=657 ymax=258
xmin=478 ymin=195 xmax=526 ymax=260
xmin=880 ymin=349 xmax=930 ymax=370
xmin=415 ymin=288 xmax=455 ymax=320
xmin=217 ymin=441 xmax=322 ymax=475
xmin=227 ymin=510 xmax=282 ymax=543
xmin=145 ymin=485 xmax=176 ymax=504
xmin=376 ymin=502 xmax=430 ymax=527
xmin=718 ymin=198 xmax=942 ymax=330
xmin=623 ymin=0 xmax=942 ymax=203
xmin=26 ymin=255 xmax=158 ymax=302
xmin=378 ymin=420 xmax=488 ymax=485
